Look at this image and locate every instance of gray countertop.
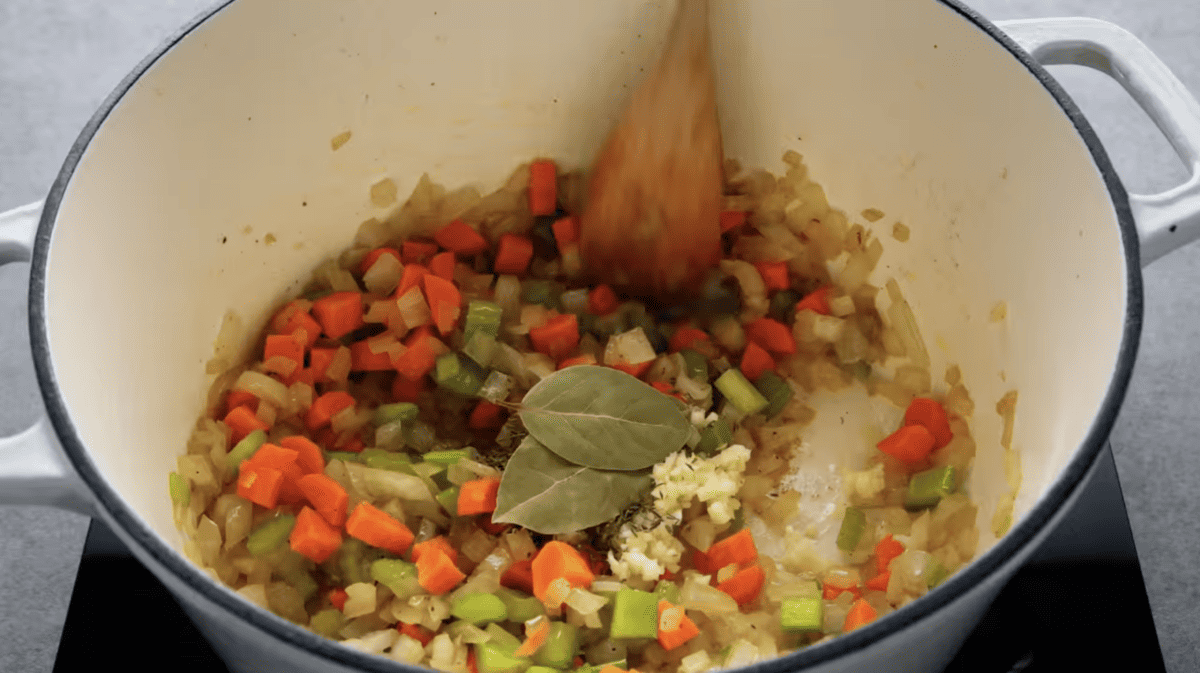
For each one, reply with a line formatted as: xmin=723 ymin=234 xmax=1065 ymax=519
xmin=2 ymin=1 xmax=1198 ymax=671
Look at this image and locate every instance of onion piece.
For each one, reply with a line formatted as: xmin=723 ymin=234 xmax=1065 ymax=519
xmin=232 ymin=370 xmax=289 ymax=409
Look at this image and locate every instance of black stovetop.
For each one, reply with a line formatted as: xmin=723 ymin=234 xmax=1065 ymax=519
xmin=53 ymin=444 xmax=1165 ymax=672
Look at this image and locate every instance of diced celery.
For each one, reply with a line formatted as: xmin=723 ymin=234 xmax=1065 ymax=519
xmin=451 ymin=593 xmax=509 ymax=625
xmin=446 ymin=620 xmax=492 ymax=644
xmin=694 ymin=418 xmax=732 ymax=457
xmin=525 ymin=667 xmax=561 ymax=673
xmin=533 ymin=622 xmax=579 ymax=669
xmin=769 ymin=289 xmax=802 ymax=324
xmin=435 ymin=353 xmax=485 ymax=397
xmin=679 ymin=349 xmax=709 ymax=383
xmin=168 ymin=471 xmax=190 ymax=507
xmin=424 ymin=449 xmax=470 ymax=466
xmin=726 ymin=503 xmax=746 ymax=534
xmin=464 ymin=332 xmax=499 ymax=368
xmin=225 ymin=429 xmax=268 ymax=477
xmin=925 ymin=556 xmax=950 ymax=588
xmin=609 ymin=588 xmax=658 ymax=640
xmin=837 ymin=507 xmax=866 ymax=552
xmin=370 ymin=558 xmax=420 ymax=599
xmin=521 ymin=279 xmax=559 ymax=309
xmin=278 ymin=565 xmax=318 ymax=602
xmin=325 ymin=451 xmax=362 ymax=464
xmin=246 ymin=514 xmax=296 ymax=557
xmin=755 ymin=371 xmax=793 ymax=418
xmin=373 ymin=402 xmax=419 ymax=426
xmin=714 ymin=369 xmax=769 ymax=415
xmin=495 ymin=587 xmax=544 ymax=624
xmin=906 ymin=466 xmax=956 ymax=509
xmin=338 ymin=538 xmax=369 ymax=586
xmin=465 ymin=301 xmax=503 ymax=341
xmin=475 ymin=641 xmax=532 ymax=673
xmin=780 ymin=596 xmax=823 ymax=632
xmin=359 ymin=448 xmax=415 ymax=473
xmin=309 ymin=608 xmax=346 ymax=638
xmin=437 ymin=486 xmax=460 ymax=517
xmin=653 ymin=580 xmax=681 ymax=605
xmin=484 ymin=622 xmax=523 ymax=653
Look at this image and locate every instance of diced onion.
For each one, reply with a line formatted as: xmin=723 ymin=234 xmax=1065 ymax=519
xmin=233 ymin=370 xmax=290 ymax=409
xmin=362 ymin=253 xmax=403 ymax=295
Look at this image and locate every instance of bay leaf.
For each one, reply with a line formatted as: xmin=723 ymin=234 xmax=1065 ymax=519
xmin=518 ymin=366 xmax=691 ymax=470
xmin=492 ymin=437 xmax=652 ymax=535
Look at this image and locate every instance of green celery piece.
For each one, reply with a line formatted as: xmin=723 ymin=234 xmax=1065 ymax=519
xmin=373 ymin=402 xmax=419 ymax=426
xmin=714 ymin=369 xmax=769 ymax=415
xmin=609 ymin=588 xmax=658 ymax=640
xmin=424 ymin=448 xmax=471 ymax=466
xmin=679 ymin=349 xmax=709 ymax=383
xmin=653 ymin=580 xmax=681 ymax=606
xmin=309 ymin=608 xmax=347 ymax=638
xmin=525 ymin=667 xmax=561 ymax=673
xmin=726 ymin=503 xmax=746 ymax=535
xmin=837 ymin=506 xmax=867 ymax=552
xmin=520 ymin=279 xmax=561 ymax=309
xmin=906 ymin=466 xmax=956 ymax=509
xmin=325 ymin=451 xmax=361 ymax=464
xmin=246 ymin=514 xmax=296 ymax=557
xmin=278 ymin=565 xmax=318 ymax=602
xmin=370 ymin=558 xmax=421 ymax=599
xmin=755 ymin=371 xmax=793 ymax=418
xmin=359 ymin=448 xmax=415 ymax=473
xmin=484 ymin=622 xmax=523 ymax=653
xmin=437 ymin=486 xmax=460 ymax=517
xmin=496 ymin=587 xmax=545 ymax=624
xmin=225 ymin=429 xmax=268 ymax=477
xmin=451 ymin=593 xmax=509 ymax=625
xmin=168 ymin=471 xmax=190 ymax=507
xmin=338 ymin=538 xmax=370 ymax=586
xmin=464 ymin=331 xmax=499 ymax=368
xmin=925 ymin=556 xmax=950 ymax=588
xmin=768 ymin=289 xmax=802 ymax=324
xmin=475 ymin=641 xmax=532 ymax=673
xmin=694 ymin=418 xmax=732 ymax=457
xmin=435 ymin=353 xmax=485 ymax=397
xmin=430 ymin=469 xmax=452 ymax=491
xmin=465 ymin=301 xmax=503 ymax=341
xmin=780 ymin=596 xmax=823 ymax=632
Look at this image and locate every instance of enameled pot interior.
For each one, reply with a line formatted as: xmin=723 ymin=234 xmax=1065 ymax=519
xmin=36 ymin=0 xmax=1130 ymax=655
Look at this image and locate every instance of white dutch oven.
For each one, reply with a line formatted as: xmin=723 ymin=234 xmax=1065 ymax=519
xmin=2 ymin=1 xmax=1199 ymax=671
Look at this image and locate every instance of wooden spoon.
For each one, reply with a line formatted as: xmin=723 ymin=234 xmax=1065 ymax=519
xmin=579 ymin=0 xmax=724 ymax=300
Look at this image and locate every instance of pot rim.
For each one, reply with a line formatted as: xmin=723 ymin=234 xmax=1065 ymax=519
xmin=27 ymin=1 xmax=1143 ymax=670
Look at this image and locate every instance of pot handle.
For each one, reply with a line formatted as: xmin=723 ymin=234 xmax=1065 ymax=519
xmin=997 ymin=17 xmax=1200 ymax=267
xmin=0 ymin=201 xmax=95 ymax=516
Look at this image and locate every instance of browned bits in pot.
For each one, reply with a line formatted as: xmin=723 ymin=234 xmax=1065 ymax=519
xmin=330 ymin=130 xmax=352 ymax=151
xmin=892 ymin=221 xmax=910 ymax=242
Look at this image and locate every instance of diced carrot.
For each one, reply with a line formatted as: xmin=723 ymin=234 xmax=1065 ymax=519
xmin=422 ymin=273 xmax=463 ymax=336
xmin=478 ymin=513 xmax=509 ymax=536
xmin=349 ymin=339 xmax=395 ymax=372
xmin=279 ymin=309 xmax=321 ymax=349
xmin=405 ymin=325 xmax=450 ymax=354
xmin=280 ymin=435 xmax=325 ymax=475
xmin=340 ymin=435 xmax=365 ymax=454
xmin=795 ymin=286 xmax=832 ymax=316
xmin=237 ymin=465 xmax=283 ymax=509
xmin=346 ymin=501 xmax=415 ymax=555
xmin=305 ymin=390 xmax=356 ymax=431
xmin=411 ymin=535 xmax=458 ymax=564
xmin=328 ymin=588 xmax=348 ymax=612
xmin=429 ymin=251 xmax=456 ymax=281
xmin=719 ymin=210 xmax=747 ymax=233
xmin=224 ymin=405 xmax=270 ymax=445
xmin=716 ymin=564 xmax=766 ymax=605
xmin=650 ymin=381 xmax=674 ymax=395
xmin=416 ymin=547 xmax=466 ymax=595
xmin=528 ymin=314 xmax=579 ymax=361
xmin=270 ymin=300 xmax=309 ymax=334
xmin=843 ymin=598 xmax=878 ymax=631
xmin=298 ymin=472 xmax=350 ymax=527
xmin=312 ymin=291 xmax=364 ymax=340
xmin=224 ymin=390 xmax=259 ymax=417
xmin=876 ymin=424 xmax=937 ymax=462
xmin=468 ymin=401 xmax=506 ymax=430
xmin=905 ymin=398 xmax=954 ymax=449
xmin=244 ymin=443 xmax=304 ymax=506
xmin=528 ymin=160 xmax=558 ymax=216
xmin=514 ymin=618 xmax=551 ymax=658
xmin=740 ymin=341 xmax=776 ymax=382
xmin=402 ymin=240 xmax=439 ymax=265
xmin=308 ymin=347 xmax=337 ymax=383
xmin=264 ymin=333 xmax=305 ymax=370
xmin=875 ymin=535 xmax=905 ymax=574
xmin=703 ymin=529 xmax=758 ymax=572
xmin=755 ymin=261 xmax=790 ymax=292
xmin=557 ymin=354 xmax=598 ymax=369
xmin=609 ymin=361 xmax=652 ymax=379
xmin=457 ymin=478 xmax=501 ymax=516
xmin=395 ymin=263 xmax=429 ymax=298
xmin=467 ymin=648 xmax=479 ymax=673
xmin=744 ymin=317 xmax=796 ymax=355
xmin=433 ymin=220 xmax=488 ymax=256
xmin=822 ymin=582 xmax=862 ymax=601
xmin=391 ymin=374 xmax=428 ymax=403
xmin=501 ymin=558 xmax=535 ymax=595
xmin=587 ymin=284 xmax=620 ymax=316
xmin=669 ymin=327 xmax=710 ymax=353
xmin=393 ymin=344 xmax=437 ymax=382
xmin=360 ymin=247 xmax=402 ymax=275
xmin=865 ymin=571 xmax=891 ymax=592
xmin=531 ymin=541 xmax=595 ymax=605
xmin=290 ymin=506 xmax=343 ymax=564
xmin=551 ymin=215 xmax=579 ymax=248
xmin=398 ymin=622 xmax=435 ymax=647
xmin=656 ymin=600 xmax=700 ymax=651
xmin=493 ymin=234 xmax=534 ymax=275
